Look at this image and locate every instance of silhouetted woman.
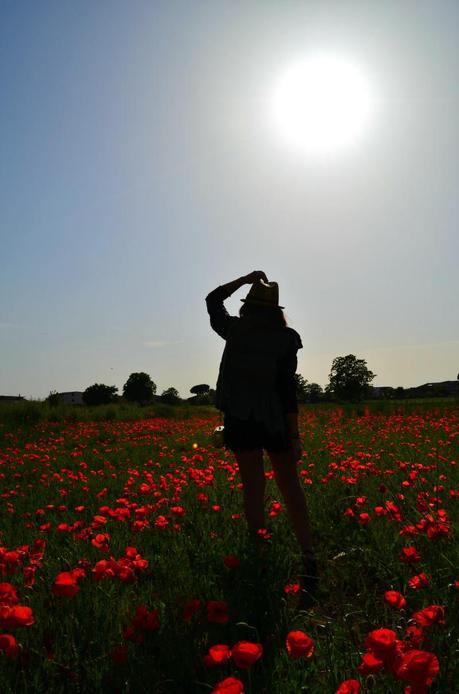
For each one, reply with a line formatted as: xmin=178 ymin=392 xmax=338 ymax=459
xmin=206 ymin=270 xmax=318 ymax=603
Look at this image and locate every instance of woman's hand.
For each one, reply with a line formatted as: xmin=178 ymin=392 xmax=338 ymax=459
xmin=214 ymin=272 xmax=268 ymax=300
xmin=244 ymin=270 xmax=269 ymax=284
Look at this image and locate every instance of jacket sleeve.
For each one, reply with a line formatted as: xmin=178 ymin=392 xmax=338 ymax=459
xmin=205 ymin=286 xmax=238 ymax=340
xmin=277 ymin=330 xmax=303 ymax=413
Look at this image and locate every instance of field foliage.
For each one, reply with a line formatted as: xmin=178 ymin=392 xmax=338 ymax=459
xmin=0 ymin=402 xmax=457 ymax=693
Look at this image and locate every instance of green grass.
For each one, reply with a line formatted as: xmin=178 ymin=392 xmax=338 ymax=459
xmin=0 ymin=400 xmax=217 ymax=428
xmin=0 ymin=403 xmax=457 ymax=693
xmin=1 ymin=396 xmax=457 ymax=430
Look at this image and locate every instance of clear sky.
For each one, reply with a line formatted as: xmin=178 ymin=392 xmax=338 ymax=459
xmin=1 ymin=1 xmax=458 ymax=399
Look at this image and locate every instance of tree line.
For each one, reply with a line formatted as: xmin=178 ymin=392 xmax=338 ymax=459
xmin=295 ymin=354 xmax=376 ymax=404
xmin=47 ymin=354 xmax=378 ymax=406
xmin=47 ymin=373 xmax=216 ymax=407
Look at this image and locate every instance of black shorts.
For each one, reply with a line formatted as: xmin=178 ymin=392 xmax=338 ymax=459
xmin=223 ymin=413 xmax=292 ymax=454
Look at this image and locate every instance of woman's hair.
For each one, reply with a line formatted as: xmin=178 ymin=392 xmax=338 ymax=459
xmin=239 ymin=301 xmax=288 ymax=328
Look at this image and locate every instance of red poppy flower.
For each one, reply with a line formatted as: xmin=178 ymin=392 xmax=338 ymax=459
xmin=117 ymin=566 xmax=136 ymax=584
xmin=123 ymin=625 xmax=144 ymax=644
xmin=384 ymin=590 xmax=406 ymax=610
xmin=125 ymin=546 xmax=138 ymax=558
xmin=405 ymin=625 xmax=425 ymax=648
xmin=0 ymin=583 xmax=19 ymax=606
xmin=207 ymin=644 xmax=231 ymax=665
xmin=412 ymin=605 xmax=445 ymax=627
xmin=207 ymin=601 xmax=229 ymax=624
xmin=56 ymin=523 xmax=71 ymax=533
xmin=231 ymin=641 xmax=263 ymax=669
xmin=399 ymin=547 xmax=421 ymax=563
xmin=130 ymin=604 xmax=160 ymax=632
xmin=357 ymin=651 xmax=384 ymax=675
xmin=143 ymin=607 xmax=159 ymax=630
xmin=52 ymin=572 xmax=79 ymax=597
xmin=285 ymin=630 xmax=314 ymax=659
xmin=23 ymin=566 xmax=36 ymax=588
xmin=357 ymin=512 xmax=370 ymax=525
xmin=364 ymin=628 xmax=398 ymax=665
xmin=91 ymin=533 xmax=110 ymax=551
xmin=335 ymin=680 xmax=360 ymax=694
xmin=152 ymin=515 xmax=167 ymax=529
xmin=212 ymin=676 xmax=244 ymax=693
xmin=256 ymin=528 xmax=272 ymax=541
xmin=133 ymin=555 xmax=149 ymax=569
xmin=393 ymin=649 xmax=440 ymax=687
xmin=223 ymin=555 xmax=240 ymax=569
xmin=408 ymin=573 xmax=430 ymax=590
xmin=2 ymin=551 xmax=20 ymax=572
xmin=92 ymin=558 xmax=118 ymax=580
xmin=33 ymin=538 xmax=46 ymax=552
xmin=111 ymin=645 xmax=129 ymax=664
xmin=92 ymin=515 xmax=107 ymax=526
xmin=132 ymin=605 xmax=149 ymax=630
xmin=0 ymin=605 xmax=34 ymax=628
xmin=400 ymin=525 xmax=418 ymax=536
xmin=183 ymin=598 xmax=201 ymax=622
xmin=0 ymin=634 xmax=18 ymax=659
xmin=283 ymin=582 xmax=301 ymax=595
xmin=385 ymin=501 xmax=402 ymax=521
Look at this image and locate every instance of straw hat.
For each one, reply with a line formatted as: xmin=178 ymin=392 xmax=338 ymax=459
xmin=241 ymin=280 xmax=284 ymax=309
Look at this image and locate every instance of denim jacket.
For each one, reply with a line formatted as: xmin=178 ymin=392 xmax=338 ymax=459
xmin=206 ymin=286 xmax=302 ymax=434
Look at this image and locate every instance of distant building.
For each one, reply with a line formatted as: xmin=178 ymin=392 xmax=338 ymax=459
xmin=369 ymin=381 xmax=459 ymax=399
xmin=0 ymin=395 xmax=25 ymax=402
xmin=405 ymin=381 xmax=459 ymax=398
xmin=58 ymin=392 xmax=84 ymax=405
xmin=369 ymin=386 xmax=395 ymax=399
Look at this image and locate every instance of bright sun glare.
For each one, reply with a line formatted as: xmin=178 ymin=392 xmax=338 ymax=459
xmin=271 ymin=55 xmax=373 ymax=154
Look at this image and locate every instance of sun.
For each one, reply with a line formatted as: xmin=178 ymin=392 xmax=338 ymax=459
xmin=270 ymin=55 xmax=373 ymax=154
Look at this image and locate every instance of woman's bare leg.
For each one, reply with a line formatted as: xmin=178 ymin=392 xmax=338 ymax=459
xmin=234 ymin=448 xmax=266 ymax=534
xmin=267 ymin=448 xmax=314 ymax=555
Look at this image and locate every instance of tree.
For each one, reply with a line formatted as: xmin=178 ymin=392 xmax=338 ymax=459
xmin=47 ymin=390 xmax=61 ymax=407
xmin=208 ymin=388 xmax=216 ymax=405
xmin=189 ymin=384 xmax=215 ymax=406
xmin=294 ymin=374 xmax=308 ymax=403
xmin=123 ymin=372 xmax=156 ymax=404
xmin=327 ymin=354 xmax=376 ymax=402
xmin=159 ymin=387 xmax=181 ymax=405
xmin=304 ymin=382 xmax=323 ymax=403
xmin=190 ymin=384 xmax=210 ymax=396
xmin=83 ymin=383 xmax=118 ymax=406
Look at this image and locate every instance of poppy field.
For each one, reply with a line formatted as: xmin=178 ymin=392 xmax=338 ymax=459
xmin=0 ymin=404 xmax=458 ymax=693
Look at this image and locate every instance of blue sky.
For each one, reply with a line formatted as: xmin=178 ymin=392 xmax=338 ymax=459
xmin=1 ymin=1 xmax=458 ymax=399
